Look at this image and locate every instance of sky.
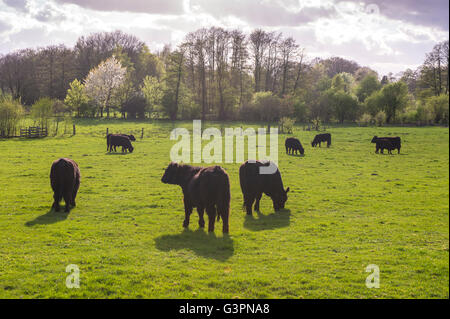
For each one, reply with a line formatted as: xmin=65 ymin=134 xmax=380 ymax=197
xmin=0 ymin=0 xmax=448 ymax=76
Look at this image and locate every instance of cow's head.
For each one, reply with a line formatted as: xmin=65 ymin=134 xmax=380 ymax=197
xmin=128 ymin=135 xmax=136 ymax=141
xmin=161 ymin=162 xmax=179 ymax=184
xmin=128 ymin=145 xmax=134 ymax=153
xmin=273 ymin=187 xmax=290 ymax=211
xmin=371 ymin=136 xmax=378 ymax=143
xmin=299 ymin=146 xmax=305 ymax=155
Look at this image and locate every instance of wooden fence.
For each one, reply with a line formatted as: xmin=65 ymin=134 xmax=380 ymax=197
xmin=20 ymin=127 xmax=48 ymax=138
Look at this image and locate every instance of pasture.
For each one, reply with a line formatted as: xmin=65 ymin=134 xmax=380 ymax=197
xmin=0 ymin=120 xmax=448 ymax=298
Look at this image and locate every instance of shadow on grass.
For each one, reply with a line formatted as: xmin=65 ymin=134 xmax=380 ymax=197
xmin=286 ymin=153 xmax=305 ymax=157
xmin=244 ymin=208 xmax=290 ymax=231
xmin=25 ymin=209 xmax=69 ymax=226
xmin=154 ymin=228 xmax=234 ymax=261
xmin=105 ymin=152 xmax=132 ymax=155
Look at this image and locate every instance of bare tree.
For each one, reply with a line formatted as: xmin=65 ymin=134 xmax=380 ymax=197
xmin=279 ymin=37 xmax=298 ymax=96
xmin=249 ymin=29 xmax=270 ymax=92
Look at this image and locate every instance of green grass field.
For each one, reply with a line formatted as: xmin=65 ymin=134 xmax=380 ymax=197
xmin=0 ymin=119 xmax=448 ymax=298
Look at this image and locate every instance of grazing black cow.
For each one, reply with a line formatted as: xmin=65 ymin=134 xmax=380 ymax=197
xmin=161 ymin=162 xmax=231 ymax=234
xmin=239 ymin=160 xmax=289 ymax=215
xmin=285 ymin=137 xmax=304 ymax=155
xmin=311 ymin=133 xmax=331 ymax=148
xmin=50 ymin=158 xmax=80 ymax=213
xmin=108 ymin=134 xmax=134 ymax=153
xmin=372 ymin=138 xmax=395 ymax=154
xmin=107 ymin=134 xmax=135 ymax=152
xmin=371 ymin=136 xmax=401 ymax=154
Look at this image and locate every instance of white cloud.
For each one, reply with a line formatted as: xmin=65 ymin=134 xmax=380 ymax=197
xmin=0 ymin=0 xmax=447 ymax=76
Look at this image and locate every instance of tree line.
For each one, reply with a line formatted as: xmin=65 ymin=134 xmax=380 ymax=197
xmin=0 ymin=29 xmax=448 ymax=136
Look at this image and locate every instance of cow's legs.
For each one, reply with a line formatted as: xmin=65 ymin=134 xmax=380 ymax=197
xmin=183 ymin=201 xmax=193 ymax=228
xmin=63 ymin=191 xmax=71 ymax=213
xmin=72 ymin=178 xmax=80 ymax=207
xmin=221 ymin=209 xmax=229 ymax=234
xmin=206 ymin=205 xmax=216 ymax=232
xmin=244 ymin=194 xmax=255 ymax=215
xmin=254 ymin=192 xmax=263 ymax=212
xmin=52 ymin=192 xmax=62 ymax=212
xmin=197 ymin=207 xmax=205 ymax=228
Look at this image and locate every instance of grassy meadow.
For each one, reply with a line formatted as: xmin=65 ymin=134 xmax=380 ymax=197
xmin=0 ymin=119 xmax=448 ymax=298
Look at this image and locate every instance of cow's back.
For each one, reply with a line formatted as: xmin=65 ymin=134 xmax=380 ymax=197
xmin=239 ymin=160 xmax=282 ymax=196
xmin=110 ymin=134 xmax=131 ymax=146
xmin=189 ymin=166 xmax=230 ymax=207
xmin=50 ymin=158 xmax=79 ymax=192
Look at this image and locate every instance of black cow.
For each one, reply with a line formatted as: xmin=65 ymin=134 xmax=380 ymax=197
xmin=371 ymin=136 xmax=401 ymax=154
xmin=161 ymin=162 xmax=231 ymax=234
xmin=285 ymin=137 xmax=304 ymax=155
xmin=108 ymin=134 xmax=134 ymax=153
xmin=50 ymin=158 xmax=80 ymax=212
xmin=311 ymin=133 xmax=331 ymax=147
xmin=239 ymin=160 xmax=289 ymax=215
xmin=107 ymin=134 xmax=135 ymax=152
xmin=372 ymin=138 xmax=395 ymax=154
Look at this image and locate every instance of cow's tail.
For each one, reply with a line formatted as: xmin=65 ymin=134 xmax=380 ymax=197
xmin=217 ymin=172 xmax=230 ymax=223
xmin=51 ymin=160 xmax=66 ymax=200
xmin=106 ymin=134 xmax=110 ymax=151
xmin=239 ymin=165 xmax=247 ymax=211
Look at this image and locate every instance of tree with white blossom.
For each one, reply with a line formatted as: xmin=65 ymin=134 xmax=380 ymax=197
xmin=84 ymin=56 xmax=126 ymax=117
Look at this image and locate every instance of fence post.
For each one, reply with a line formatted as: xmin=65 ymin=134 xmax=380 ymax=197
xmin=141 ymin=128 xmax=144 ymax=139
xmin=106 ymin=128 xmax=109 ymax=137
xmin=73 ymin=124 xmax=76 ymax=135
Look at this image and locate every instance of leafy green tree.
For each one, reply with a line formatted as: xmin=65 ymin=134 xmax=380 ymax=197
xmin=424 ymin=94 xmax=449 ymax=124
xmin=364 ymin=90 xmax=383 ymax=116
xmin=64 ymin=79 xmax=89 ymax=117
xmin=364 ymin=81 xmax=409 ymax=123
xmin=356 ymin=75 xmax=381 ymax=103
xmin=31 ymin=97 xmax=53 ymax=128
xmin=122 ymin=93 xmax=147 ymax=119
xmin=142 ymin=76 xmax=166 ymax=114
xmin=292 ymin=97 xmax=308 ymax=123
xmin=379 ymin=81 xmax=409 ymax=123
xmin=331 ymin=73 xmax=354 ymax=93
xmin=250 ymin=91 xmax=284 ymax=130
xmin=0 ymin=92 xmax=24 ymax=137
xmin=323 ymin=89 xmax=359 ymax=123
xmin=356 ymin=113 xmax=373 ymax=126
xmin=374 ymin=110 xmax=387 ymax=126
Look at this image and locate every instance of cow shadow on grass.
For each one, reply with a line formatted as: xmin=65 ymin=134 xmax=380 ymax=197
xmin=286 ymin=153 xmax=305 ymax=157
xmin=25 ymin=209 xmax=69 ymax=226
xmin=154 ymin=228 xmax=234 ymax=261
xmin=244 ymin=209 xmax=290 ymax=231
xmin=105 ymin=152 xmax=131 ymax=155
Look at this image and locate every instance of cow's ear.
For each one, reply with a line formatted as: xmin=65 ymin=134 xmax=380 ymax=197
xmin=285 ymin=187 xmax=290 ymax=194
